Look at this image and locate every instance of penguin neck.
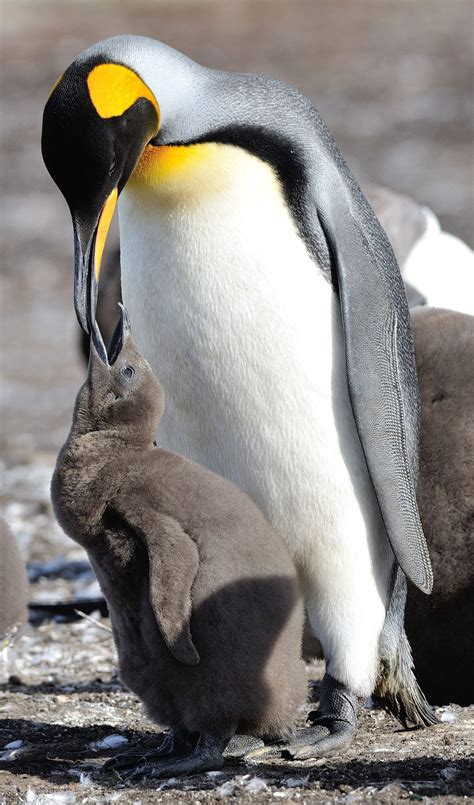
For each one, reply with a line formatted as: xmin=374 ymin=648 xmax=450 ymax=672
xmin=66 ymin=427 xmax=152 ymax=456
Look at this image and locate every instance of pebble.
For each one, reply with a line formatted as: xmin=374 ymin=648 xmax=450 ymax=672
xmin=245 ymin=777 xmax=269 ymax=794
xmin=4 ymin=739 xmax=23 ymax=749
xmin=157 ymin=777 xmax=179 ymax=790
xmin=281 ymin=774 xmax=310 ymax=788
xmin=440 ymin=766 xmax=459 ymax=781
xmin=88 ymin=734 xmax=129 ymax=750
xmin=440 ymin=709 xmax=456 ymax=723
xmin=216 ymin=781 xmax=235 ymax=797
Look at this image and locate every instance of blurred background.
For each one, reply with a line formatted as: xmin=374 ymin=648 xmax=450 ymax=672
xmin=0 ymin=0 xmax=473 ymax=564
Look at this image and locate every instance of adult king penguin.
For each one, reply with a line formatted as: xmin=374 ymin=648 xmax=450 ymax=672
xmin=42 ymin=35 xmax=436 ymax=756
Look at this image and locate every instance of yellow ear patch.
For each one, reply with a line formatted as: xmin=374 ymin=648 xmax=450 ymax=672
xmin=87 ymin=63 xmax=160 ymax=121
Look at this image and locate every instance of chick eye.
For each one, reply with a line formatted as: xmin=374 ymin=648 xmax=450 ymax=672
xmin=121 ymin=365 xmax=135 ymax=380
xmin=109 ymin=153 xmax=117 ymax=175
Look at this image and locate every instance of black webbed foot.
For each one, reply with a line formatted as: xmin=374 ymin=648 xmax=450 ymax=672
xmin=284 ymin=673 xmax=358 ymax=759
xmin=103 ymin=727 xmax=196 ymax=772
xmin=123 ymin=732 xmax=231 ymax=780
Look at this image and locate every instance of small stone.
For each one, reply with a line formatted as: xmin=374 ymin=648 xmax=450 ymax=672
xmin=282 ymin=775 xmax=310 ymax=788
xmin=440 ymin=766 xmax=459 ymax=781
xmin=4 ymin=740 xmax=23 ymax=749
xmin=245 ymin=777 xmax=269 ymax=794
xmin=216 ymin=781 xmax=236 ymax=797
xmin=158 ymin=777 xmax=179 ymax=790
xmin=440 ymin=709 xmax=456 ymax=723
xmin=88 ymin=734 xmax=129 ymax=750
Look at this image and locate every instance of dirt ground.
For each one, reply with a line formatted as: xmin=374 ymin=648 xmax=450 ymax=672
xmin=1 ymin=1 xmax=473 ymax=802
xmin=1 ymin=455 xmax=473 ymax=804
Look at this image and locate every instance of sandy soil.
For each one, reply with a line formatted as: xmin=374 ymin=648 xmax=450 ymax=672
xmin=1 ymin=1 xmax=473 ymax=802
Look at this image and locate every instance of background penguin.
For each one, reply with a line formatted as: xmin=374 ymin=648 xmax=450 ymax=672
xmin=405 ymin=307 xmax=474 ymax=705
xmin=42 ymin=35 xmax=436 ymax=754
xmin=0 ymin=517 xmax=28 ymax=643
xmin=51 ymin=308 xmax=306 ymax=778
xmin=364 ymin=186 xmax=474 ymax=314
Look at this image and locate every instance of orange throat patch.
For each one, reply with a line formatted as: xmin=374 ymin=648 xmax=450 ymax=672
xmin=130 ymin=143 xmax=212 ymax=187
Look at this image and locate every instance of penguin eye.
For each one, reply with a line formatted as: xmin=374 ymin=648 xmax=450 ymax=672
xmin=109 ymin=153 xmax=117 ymax=175
xmin=121 ymin=365 xmax=135 ymax=381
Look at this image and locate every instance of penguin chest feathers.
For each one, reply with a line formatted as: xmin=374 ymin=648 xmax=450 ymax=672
xmin=119 ymin=139 xmax=335 ymax=392
xmin=118 ymin=141 xmax=370 ymax=537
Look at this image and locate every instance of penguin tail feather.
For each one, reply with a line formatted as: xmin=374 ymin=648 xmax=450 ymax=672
xmin=373 ymin=630 xmax=439 ymax=728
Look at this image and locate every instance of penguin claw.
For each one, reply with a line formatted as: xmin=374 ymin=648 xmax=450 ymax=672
xmin=121 ymin=751 xmax=224 ymax=781
xmin=103 ymin=728 xmax=195 ymax=772
xmin=104 ymin=749 xmax=163 ymax=772
xmin=118 ymin=733 xmax=228 ymax=780
xmin=283 ymin=722 xmax=355 ymax=760
xmin=283 ymin=673 xmax=358 ymax=760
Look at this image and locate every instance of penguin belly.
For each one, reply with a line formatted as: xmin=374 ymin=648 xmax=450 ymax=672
xmin=119 ymin=143 xmax=393 ymax=695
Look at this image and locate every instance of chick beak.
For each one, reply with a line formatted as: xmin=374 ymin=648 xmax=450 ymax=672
xmin=73 ymin=187 xmax=118 ymax=333
xmin=107 ymin=303 xmax=132 ymax=365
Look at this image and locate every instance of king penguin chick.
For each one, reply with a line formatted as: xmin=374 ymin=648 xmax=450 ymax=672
xmin=51 ymin=308 xmax=306 ymax=779
xmin=0 ymin=517 xmax=28 ymax=643
xmin=406 ymin=307 xmax=474 ymax=705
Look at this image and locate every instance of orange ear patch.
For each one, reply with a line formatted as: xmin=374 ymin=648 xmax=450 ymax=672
xmin=87 ymin=63 xmax=160 ymax=121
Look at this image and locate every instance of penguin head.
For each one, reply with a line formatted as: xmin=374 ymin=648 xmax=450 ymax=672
xmin=74 ymin=305 xmax=165 ymax=443
xmin=42 ymin=49 xmax=160 ymax=332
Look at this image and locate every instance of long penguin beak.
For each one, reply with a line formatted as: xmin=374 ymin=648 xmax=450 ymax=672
xmin=73 ymin=187 xmax=118 ymax=333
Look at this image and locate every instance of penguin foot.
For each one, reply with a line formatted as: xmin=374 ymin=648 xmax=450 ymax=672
xmin=103 ymin=727 xmax=195 ymax=772
xmin=122 ymin=732 xmax=230 ymax=780
xmin=243 ymin=742 xmax=285 ymax=761
xmin=223 ymin=734 xmax=265 ymax=760
xmin=284 ymin=673 xmax=358 ymax=760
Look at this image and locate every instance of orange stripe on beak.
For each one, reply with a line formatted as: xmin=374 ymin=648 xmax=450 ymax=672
xmin=94 ymin=187 xmax=117 ymax=280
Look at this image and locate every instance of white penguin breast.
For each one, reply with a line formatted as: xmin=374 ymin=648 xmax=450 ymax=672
xmin=119 ymin=146 xmax=381 ymax=557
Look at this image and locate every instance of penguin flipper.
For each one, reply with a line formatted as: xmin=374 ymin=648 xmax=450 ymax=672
xmin=318 ymin=195 xmax=433 ymax=594
xmin=119 ymin=507 xmax=200 ymax=665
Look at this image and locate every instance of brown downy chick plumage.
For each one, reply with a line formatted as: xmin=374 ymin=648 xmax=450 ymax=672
xmin=52 ymin=308 xmax=306 ymax=777
xmin=405 ymin=307 xmax=474 ymax=705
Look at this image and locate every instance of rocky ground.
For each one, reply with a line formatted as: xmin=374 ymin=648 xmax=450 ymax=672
xmin=1 ymin=1 xmax=473 ymax=802
xmin=1 ymin=456 xmax=473 ymax=803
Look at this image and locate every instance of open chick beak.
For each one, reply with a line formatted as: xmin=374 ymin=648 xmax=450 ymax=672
xmin=91 ymin=303 xmax=131 ymax=367
xmin=73 ymin=187 xmax=118 ymax=333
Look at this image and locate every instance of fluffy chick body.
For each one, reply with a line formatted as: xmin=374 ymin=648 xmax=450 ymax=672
xmin=406 ymin=307 xmax=474 ymax=704
xmin=52 ymin=337 xmax=305 ymax=739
